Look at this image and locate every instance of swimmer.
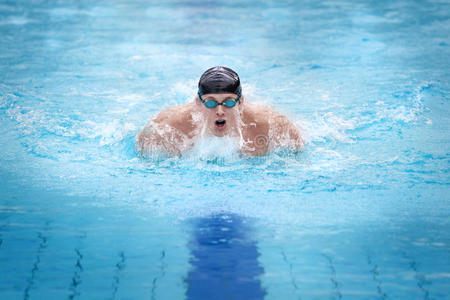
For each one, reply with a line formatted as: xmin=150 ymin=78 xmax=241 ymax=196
xmin=137 ymin=66 xmax=303 ymax=156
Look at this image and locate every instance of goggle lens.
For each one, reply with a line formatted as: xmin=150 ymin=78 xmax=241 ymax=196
xmin=203 ymin=99 xmax=238 ymax=109
xmin=205 ymin=100 xmax=218 ymax=108
xmin=223 ymin=99 xmax=237 ymax=108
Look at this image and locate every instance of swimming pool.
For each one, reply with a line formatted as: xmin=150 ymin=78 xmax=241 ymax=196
xmin=0 ymin=0 xmax=449 ymax=298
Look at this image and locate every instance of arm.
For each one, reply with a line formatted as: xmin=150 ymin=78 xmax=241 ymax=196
xmin=270 ymin=113 xmax=304 ymax=151
xmin=136 ymin=108 xmax=185 ymax=156
xmin=136 ymin=122 xmax=182 ymax=156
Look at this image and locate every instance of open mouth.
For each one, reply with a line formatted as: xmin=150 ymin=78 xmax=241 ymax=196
xmin=215 ymin=119 xmax=226 ymax=130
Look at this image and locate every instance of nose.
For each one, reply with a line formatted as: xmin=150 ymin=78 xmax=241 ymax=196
xmin=216 ymin=105 xmax=225 ymax=116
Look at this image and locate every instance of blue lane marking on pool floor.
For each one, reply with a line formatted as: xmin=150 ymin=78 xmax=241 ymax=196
xmin=186 ymin=213 xmax=265 ymax=300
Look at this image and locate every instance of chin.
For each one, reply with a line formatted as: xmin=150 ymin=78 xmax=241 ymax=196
xmin=209 ymin=126 xmax=228 ymax=137
xmin=212 ymin=130 xmax=227 ymax=137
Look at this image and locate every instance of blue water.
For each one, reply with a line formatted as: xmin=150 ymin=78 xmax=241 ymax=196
xmin=1 ymin=0 xmax=449 ymax=299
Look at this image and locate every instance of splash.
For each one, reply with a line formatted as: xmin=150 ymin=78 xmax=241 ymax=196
xmin=375 ymin=82 xmax=432 ymax=124
xmin=185 ymin=135 xmax=241 ymax=162
xmin=136 ymin=121 xmax=194 ymax=158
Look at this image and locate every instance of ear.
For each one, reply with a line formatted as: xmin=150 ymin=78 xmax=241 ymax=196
xmin=195 ymin=95 xmax=201 ymax=105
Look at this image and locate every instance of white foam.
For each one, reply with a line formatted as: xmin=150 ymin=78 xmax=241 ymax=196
xmin=115 ymin=93 xmax=147 ymax=104
xmin=375 ymin=82 xmax=431 ymax=124
xmin=78 ymin=119 xmax=137 ymax=146
xmin=303 ymin=112 xmax=356 ymax=145
xmin=185 ymin=135 xmax=241 ymax=162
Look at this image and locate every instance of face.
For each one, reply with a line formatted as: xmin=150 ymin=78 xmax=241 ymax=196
xmin=196 ymin=93 xmax=244 ymax=137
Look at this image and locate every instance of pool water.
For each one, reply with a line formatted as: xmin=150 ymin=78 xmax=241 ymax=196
xmin=1 ymin=0 xmax=449 ymax=299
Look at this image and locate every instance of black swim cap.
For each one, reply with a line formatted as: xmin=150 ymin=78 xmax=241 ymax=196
xmin=198 ymin=66 xmax=242 ymax=96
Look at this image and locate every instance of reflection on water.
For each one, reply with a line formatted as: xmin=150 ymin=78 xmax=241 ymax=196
xmin=187 ymin=213 xmax=265 ymax=300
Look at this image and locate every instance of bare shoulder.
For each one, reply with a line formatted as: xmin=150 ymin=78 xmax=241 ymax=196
xmin=244 ymin=102 xmax=294 ymax=127
xmin=153 ymin=103 xmax=194 ymax=128
xmin=244 ymin=102 xmax=303 ymax=150
xmin=242 ymin=102 xmax=276 ymax=126
xmin=136 ymin=103 xmax=196 ymax=155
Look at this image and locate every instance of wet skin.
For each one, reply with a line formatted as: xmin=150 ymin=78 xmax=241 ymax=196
xmin=137 ymin=93 xmax=303 ymax=156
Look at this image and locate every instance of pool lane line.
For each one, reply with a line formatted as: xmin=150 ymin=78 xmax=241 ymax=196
xmin=151 ymin=250 xmax=166 ymax=300
xmin=185 ymin=213 xmax=266 ymax=300
xmin=68 ymin=233 xmax=86 ymax=300
xmin=321 ymin=253 xmax=342 ymax=300
xmin=401 ymin=250 xmax=432 ymax=300
xmin=0 ymin=224 xmax=5 ymax=248
xmin=68 ymin=248 xmax=83 ymax=300
xmin=111 ymin=251 xmax=126 ymax=300
xmin=365 ymin=251 xmax=388 ymax=300
xmin=23 ymin=221 xmax=51 ymax=300
xmin=281 ymin=250 xmax=302 ymax=299
xmin=0 ymin=217 xmax=11 ymax=249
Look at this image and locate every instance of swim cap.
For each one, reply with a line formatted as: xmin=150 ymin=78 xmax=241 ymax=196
xmin=198 ymin=66 xmax=242 ymax=96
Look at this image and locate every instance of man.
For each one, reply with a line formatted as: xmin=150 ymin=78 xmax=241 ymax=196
xmin=137 ymin=66 xmax=303 ymax=156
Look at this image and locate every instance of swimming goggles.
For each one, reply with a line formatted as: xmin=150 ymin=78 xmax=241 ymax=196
xmin=198 ymin=92 xmax=241 ymax=109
